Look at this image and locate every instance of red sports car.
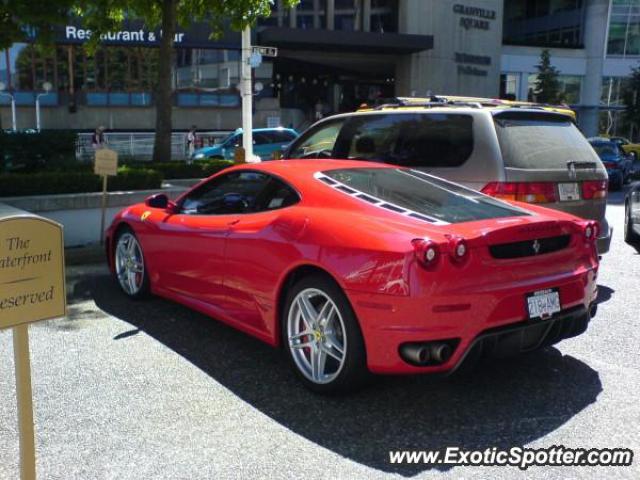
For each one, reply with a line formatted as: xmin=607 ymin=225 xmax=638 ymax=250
xmin=106 ymin=160 xmax=599 ymax=393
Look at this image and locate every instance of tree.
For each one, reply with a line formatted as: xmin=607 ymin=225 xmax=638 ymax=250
xmin=73 ymin=0 xmax=299 ymax=162
xmin=533 ymin=49 xmax=563 ymax=104
xmin=0 ymin=0 xmax=75 ymax=50
xmin=1 ymin=0 xmax=75 ymax=129
xmin=622 ymin=66 xmax=640 ymax=140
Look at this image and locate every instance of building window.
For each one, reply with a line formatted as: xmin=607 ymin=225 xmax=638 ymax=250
xmin=527 ymin=73 xmax=582 ymax=104
xmin=503 ymin=0 xmax=585 ymax=48
xmin=500 ymin=73 xmax=520 ymax=100
xmin=607 ymin=0 xmax=640 ymax=56
xmin=601 ymin=76 xmax=630 ymax=106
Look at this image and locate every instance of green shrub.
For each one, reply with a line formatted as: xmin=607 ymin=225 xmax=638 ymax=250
xmin=123 ymin=159 xmax=233 ymax=179
xmin=0 ymin=167 xmax=162 ymax=197
xmin=0 ymin=130 xmax=78 ymax=172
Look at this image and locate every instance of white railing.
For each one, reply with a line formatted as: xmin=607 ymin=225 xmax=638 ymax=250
xmin=76 ymin=131 xmax=231 ymax=162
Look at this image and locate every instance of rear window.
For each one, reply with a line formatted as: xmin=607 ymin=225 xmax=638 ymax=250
xmin=590 ymin=143 xmax=619 ymax=157
xmin=321 ymin=168 xmax=528 ymax=224
xmin=333 ymin=113 xmax=473 ymax=168
xmin=494 ymin=113 xmax=597 ymax=169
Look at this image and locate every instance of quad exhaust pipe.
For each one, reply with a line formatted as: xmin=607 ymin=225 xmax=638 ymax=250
xmin=400 ymin=342 xmax=454 ymax=366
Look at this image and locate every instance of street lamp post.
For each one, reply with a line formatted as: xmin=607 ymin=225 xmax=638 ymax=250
xmin=0 ymin=81 xmax=17 ymax=132
xmin=36 ymin=82 xmax=52 ymax=132
xmin=241 ymin=26 xmax=255 ymax=162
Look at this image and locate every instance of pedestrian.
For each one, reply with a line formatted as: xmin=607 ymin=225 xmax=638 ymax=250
xmin=91 ymin=126 xmax=107 ymax=150
xmin=186 ymin=125 xmax=197 ymax=162
xmin=315 ymin=99 xmax=324 ymax=121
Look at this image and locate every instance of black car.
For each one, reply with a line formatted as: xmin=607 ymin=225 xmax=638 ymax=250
xmin=625 ymin=184 xmax=640 ymax=247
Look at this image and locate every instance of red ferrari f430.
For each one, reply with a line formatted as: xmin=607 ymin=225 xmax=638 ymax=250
xmin=106 ymin=160 xmax=599 ymax=393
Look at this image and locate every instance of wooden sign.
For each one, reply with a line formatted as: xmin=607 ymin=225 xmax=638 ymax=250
xmin=0 ymin=208 xmax=66 ymax=329
xmin=0 ymin=204 xmax=66 ymax=480
xmin=94 ymin=148 xmax=118 ymax=176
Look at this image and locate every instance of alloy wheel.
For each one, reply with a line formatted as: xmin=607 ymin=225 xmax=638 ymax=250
xmin=115 ymin=232 xmax=145 ymax=296
xmin=287 ymin=288 xmax=347 ymax=384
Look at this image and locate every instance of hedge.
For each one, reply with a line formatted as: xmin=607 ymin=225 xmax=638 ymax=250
xmin=123 ymin=159 xmax=234 ymax=179
xmin=0 ymin=131 xmax=78 ymax=172
xmin=0 ymin=167 xmax=162 ymax=197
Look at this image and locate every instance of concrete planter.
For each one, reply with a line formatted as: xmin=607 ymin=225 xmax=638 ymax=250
xmin=0 ymin=182 xmax=196 ymax=247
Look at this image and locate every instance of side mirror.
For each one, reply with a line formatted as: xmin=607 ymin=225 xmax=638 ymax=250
xmin=145 ymin=193 xmax=169 ymax=209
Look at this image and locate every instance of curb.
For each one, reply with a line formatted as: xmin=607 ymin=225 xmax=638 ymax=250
xmin=65 ymin=243 xmax=106 ymax=266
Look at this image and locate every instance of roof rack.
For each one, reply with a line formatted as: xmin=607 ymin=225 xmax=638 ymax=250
xmin=369 ymin=97 xmax=483 ymax=110
xmin=357 ymin=95 xmax=576 ymax=120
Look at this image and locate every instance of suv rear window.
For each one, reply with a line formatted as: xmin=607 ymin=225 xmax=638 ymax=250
xmin=494 ymin=113 xmax=597 ymax=169
xmin=333 ymin=113 xmax=473 ymax=168
xmin=321 ymin=168 xmax=528 ymax=224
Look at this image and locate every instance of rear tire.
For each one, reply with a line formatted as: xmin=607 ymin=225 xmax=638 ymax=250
xmin=625 ymin=200 xmax=640 ymax=245
xmin=282 ymin=273 xmax=369 ymax=393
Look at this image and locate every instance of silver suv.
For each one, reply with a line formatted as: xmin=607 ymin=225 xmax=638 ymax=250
xmin=283 ymin=101 xmax=611 ymax=253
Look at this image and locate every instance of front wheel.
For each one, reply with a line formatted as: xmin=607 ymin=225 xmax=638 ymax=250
xmin=114 ymin=228 xmax=149 ymax=299
xmin=282 ymin=274 xmax=368 ymax=393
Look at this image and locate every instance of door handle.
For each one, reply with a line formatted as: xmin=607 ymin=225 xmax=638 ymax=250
xmin=227 ymin=219 xmax=240 ymax=226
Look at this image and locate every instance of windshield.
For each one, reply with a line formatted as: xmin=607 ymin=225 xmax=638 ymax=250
xmin=321 ymin=168 xmax=529 ymax=224
xmin=494 ymin=113 xmax=597 ymax=169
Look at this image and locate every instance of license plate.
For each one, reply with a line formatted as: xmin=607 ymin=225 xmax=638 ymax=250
xmin=527 ymin=288 xmax=561 ymax=320
xmin=558 ymin=182 xmax=580 ymax=201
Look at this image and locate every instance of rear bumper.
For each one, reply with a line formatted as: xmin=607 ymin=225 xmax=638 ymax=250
xmin=597 ymin=224 xmax=612 ymax=254
xmin=348 ymin=265 xmax=597 ymax=375
xmin=446 ymin=305 xmax=590 ymax=375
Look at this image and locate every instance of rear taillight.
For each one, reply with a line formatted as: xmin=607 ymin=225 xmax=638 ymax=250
xmin=481 ymin=182 xmax=557 ymax=203
xmin=449 ymin=237 xmax=469 ymax=263
xmin=583 ymin=221 xmax=599 ymax=242
xmin=412 ymin=239 xmax=440 ymax=269
xmin=603 ymin=161 xmax=618 ymax=169
xmin=582 ymin=180 xmax=608 ymax=200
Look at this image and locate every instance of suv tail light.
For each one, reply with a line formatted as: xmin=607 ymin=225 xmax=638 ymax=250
xmin=602 ymin=161 xmax=618 ymax=169
xmin=481 ymin=182 xmax=558 ymax=203
xmin=582 ymin=180 xmax=608 ymax=200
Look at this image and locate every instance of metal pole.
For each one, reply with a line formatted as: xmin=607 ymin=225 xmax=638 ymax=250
xmin=100 ymin=175 xmax=107 ymax=245
xmin=11 ymin=95 xmax=17 ymax=132
xmin=35 ymin=96 xmax=41 ymax=132
xmin=241 ymin=26 xmax=254 ymax=161
xmin=13 ymin=324 xmax=37 ymax=480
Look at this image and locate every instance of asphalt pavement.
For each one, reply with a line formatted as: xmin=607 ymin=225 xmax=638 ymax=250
xmin=1 ymin=186 xmax=639 ymax=480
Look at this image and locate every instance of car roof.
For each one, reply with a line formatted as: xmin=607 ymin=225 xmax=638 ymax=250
xmin=235 ymin=159 xmax=388 ymax=175
xmin=314 ymin=105 xmax=574 ymax=123
xmin=233 ymin=127 xmax=298 ymax=134
xmin=588 ymin=138 xmax=615 ymax=144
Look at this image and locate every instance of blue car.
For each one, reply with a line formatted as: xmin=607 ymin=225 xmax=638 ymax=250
xmin=589 ymin=138 xmax=633 ymax=191
xmin=192 ymin=128 xmax=298 ymax=161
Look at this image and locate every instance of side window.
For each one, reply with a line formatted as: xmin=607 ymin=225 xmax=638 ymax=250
xmin=227 ymin=134 xmax=242 ymax=148
xmin=255 ymin=178 xmax=300 ymax=211
xmin=253 ymin=133 xmax=271 ymax=145
xmin=333 ymin=113 xmax=474 ymax=168
xmin=271 ymin=131 xmax=297 ymax=143
xmin=180 ymin=171 xmax=271 ymax=215
xmin=287 ymin=120 xmax=344 ymax=159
